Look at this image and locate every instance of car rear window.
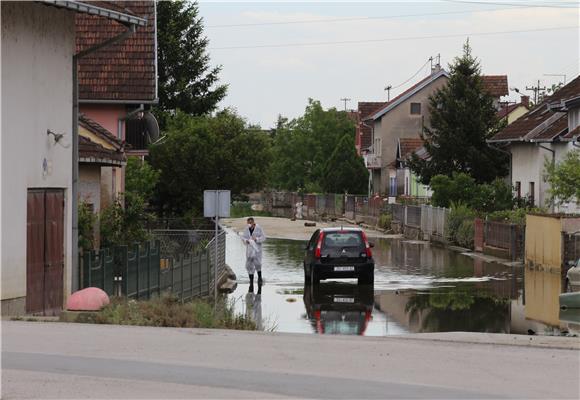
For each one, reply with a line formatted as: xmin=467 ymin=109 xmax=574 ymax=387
xmin=323 ymin=232 xmax=363 ymax=248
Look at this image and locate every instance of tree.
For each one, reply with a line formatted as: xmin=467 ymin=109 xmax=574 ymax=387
xmin=322 ymin=135 xmax=369 ymax=194
xmin=545 ymin=149 xmax=580 ymax=205
xmin=125 ymin=157 xmax=160 ymax=201
xmin=271 ymin=99 xmax=361 ymax=192
xmin=156 ymin=0 xmax=227 ymax=124
xmin=408 ymin=41 xmax=509 ymax=184
xmin=148 ymin=110 xmax=272 ymax=215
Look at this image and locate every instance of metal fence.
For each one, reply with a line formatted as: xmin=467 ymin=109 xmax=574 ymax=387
xmin=80 ymin=236 xmax=218 ymax=301
xmin=80 ymin=241 xmax=162 ymax=299
xmin=405 ymin=205 xmax=422 ymax=228
xmin=484 ymin=221 xmax=524 ymax=260
xmin=421 ymin=205 xmax=449 ymax=239
xmin=391 ymin=204 xmax=405 ymax=223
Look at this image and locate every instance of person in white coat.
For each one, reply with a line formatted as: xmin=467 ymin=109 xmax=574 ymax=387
xmin=242 ymin=217 xmax=266 ymax=291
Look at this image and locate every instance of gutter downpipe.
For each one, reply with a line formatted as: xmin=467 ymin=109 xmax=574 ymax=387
xmin=536 ymin=142 xmax=556 ymax=213
xmin=72 ymin=24 xmax=136 ymax=292
xmin=362 ymin=118 xmax=374 ymax=197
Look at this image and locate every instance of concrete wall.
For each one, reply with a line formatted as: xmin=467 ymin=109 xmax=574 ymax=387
xmin=372 ymin=75 xmax=448 ymax=193
xmin=79 ymin=165 xmax=102 ymax=213
xmin=1 ymin=3 xmax=75 ymax=308
xmin=525 ymin=214 xmax=563 ymax=272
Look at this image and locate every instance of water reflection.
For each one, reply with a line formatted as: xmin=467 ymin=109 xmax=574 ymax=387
xmin=303 ymin=282 xmax=373 ymax=335
xmin=245 ymin=290 xmax=263 ymax=330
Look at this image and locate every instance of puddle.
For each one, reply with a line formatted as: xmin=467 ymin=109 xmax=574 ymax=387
xmin=226 ymin=230 xmax=574 ymax=336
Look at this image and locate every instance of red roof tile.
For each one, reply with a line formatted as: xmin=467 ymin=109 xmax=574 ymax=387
xmin=357 ymin=102 xmax=386 ymax=150
xmin=490 ymin=76 xmax=580 ymax=142
xmin=481 ymin=75 xmax=508 ymax=97
xmin=399 ymin=138 xmax=424 ymax=159
xmin=76 ymin=1 xmax=156 ymax=102
xmin=79 ymin=114 xmax=123 ymax=150
xmin=79 ymin=136 xmax=126 ymax=165
xmin=562 ymin=125 xmax=580 ymax=141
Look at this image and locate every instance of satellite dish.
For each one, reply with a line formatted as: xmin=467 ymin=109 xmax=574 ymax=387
xmin=144 ymin=112 xmax=160 ymax=143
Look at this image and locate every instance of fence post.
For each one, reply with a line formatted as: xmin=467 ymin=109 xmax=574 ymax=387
xmin=190 ymin=251 xmax=194 ymax=301
xmin=145 ymin=241 xmax=151 ymax=299
xmin=180 ymin=255 xmax=184 ymax=303
xmin=134 ymin=243 xmax=140 ymax=300
xmin=510 ymin=224 xmax=516 ymax=261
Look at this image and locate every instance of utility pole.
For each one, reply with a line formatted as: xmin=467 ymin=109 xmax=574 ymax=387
xmin=340 ymin=97 xmax=351 ymax=111
xmin=384 ymin=85 xmax=392 ymax=101
xmin=526 ymin=80 xmax=546 ymax=104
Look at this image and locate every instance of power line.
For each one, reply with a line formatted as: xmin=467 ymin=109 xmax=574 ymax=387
xmin=441 ymin=0 xmax=578 ymax=8
xmin=391 ymin=58 xmax=433 ymax=90
xmin=206 ymin=6 xmax=541 ymax=28
xmin=211 ymin=25 xmax=577 ymax=51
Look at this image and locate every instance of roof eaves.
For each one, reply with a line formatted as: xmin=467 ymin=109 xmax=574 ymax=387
xmin=41 ymin=0 xmax=147 ymax=26
xmin=371 ymin=69 xmax=449 ymax=121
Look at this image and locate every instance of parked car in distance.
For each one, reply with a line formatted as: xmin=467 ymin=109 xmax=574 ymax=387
xmin=303 ymin=227 xmax=374 ymax=285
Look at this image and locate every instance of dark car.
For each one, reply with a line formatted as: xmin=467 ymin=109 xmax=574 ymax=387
xmin=303 ymin=227 xmax=374 ymax=285
xmin=303 ymin=282 xmax=374 ymax=335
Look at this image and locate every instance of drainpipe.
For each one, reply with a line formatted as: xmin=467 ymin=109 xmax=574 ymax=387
xmin=362 ymin=118 xmax=375 ymax=196
xmin=536 ymin=143 xmax=555 ymax=213
xmin=72 ymin=24 xmax=137 ymax=292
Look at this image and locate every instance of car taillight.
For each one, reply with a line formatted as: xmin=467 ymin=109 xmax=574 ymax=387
xmin=361 ymin=231 xmax=372 ymax=258
xmin=314 ymin=232 xmax=325 ymax=258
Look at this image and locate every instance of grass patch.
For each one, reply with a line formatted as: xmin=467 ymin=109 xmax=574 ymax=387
xmin=230 ymin=201 xmax=272 ymax=218
xmin=93 ymin=295 xmax=257 ymax=330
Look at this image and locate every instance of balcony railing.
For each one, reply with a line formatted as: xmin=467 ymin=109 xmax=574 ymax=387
xmin=363 ymin=153 xmax=381 ymax=169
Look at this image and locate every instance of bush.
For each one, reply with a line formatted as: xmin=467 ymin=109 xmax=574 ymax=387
xmin=487 ymin=207 xmax=547 ymax=225
xmin=100 ymin=192 xmax=153 ymax=248
xmin=456 ymin=219 xmax=475 ymax=249
xmin=230 ymin=201 xmax=271 ymax=218
xmin=430 ymin=173 xmax=514 ymax=212
xmin=78 ymin=201 xmax=96 ymax=251
xmin=378 ymin=213 xmax=392 ymax=230
xmin=95 ymin=295 xmax=257 ymax=330
xmin=448 ymin=201 xmax=475 ymax=245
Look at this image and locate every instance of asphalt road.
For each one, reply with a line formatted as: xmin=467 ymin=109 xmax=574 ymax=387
xmin=2 ymin=321 xmax=579 ymax=399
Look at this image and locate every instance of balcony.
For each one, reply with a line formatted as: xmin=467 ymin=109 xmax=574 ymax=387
xmin=364 ymin=153 xmax=381 ymax=169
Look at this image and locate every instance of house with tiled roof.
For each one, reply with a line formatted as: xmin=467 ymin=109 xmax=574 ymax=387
xmin=76 ymin=0 xmax=157 ymax=206
xmin=362 ymin=65 xmax=511 ymax=196
xmin=365 ymin=67 xmax=449 ymax=195
xmin=79 ymin=114 xmax=126 ymax=228
xmin=1 ymin=1 xmax=145 ymax=315
xmin=394 ymin=138 xmax=432 ymax=198
xmin=498 ymin=95 xmax=530 ymax=125
xmin=489 ymin=76 xmax=580 ymax=212
xmin=481 ymin=75 xmax=509 ymax=109
xmin=355 ymin=102 xmax=385 ymax=156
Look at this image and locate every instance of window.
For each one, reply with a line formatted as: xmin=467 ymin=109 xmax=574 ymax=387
xmin=390 ymin=177 xmax=397 ymax=196
xmin=515 ymin=181 xmax=521 ymax=199
xmin=410 ymin=102 xmax=422 ymax=115
xmin=529 ymin=182 xmax=535 ymax=206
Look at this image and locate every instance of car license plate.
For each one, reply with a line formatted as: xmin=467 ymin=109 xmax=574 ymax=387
xmin=334 ymin=266 xmax=355 ymax=271
xmin=334 ymin=297 xmax=354 ymax=303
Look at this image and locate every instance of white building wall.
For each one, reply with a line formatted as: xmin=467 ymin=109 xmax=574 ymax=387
xmin=1 ymin=3 xmax=75 ymax=306
xmin=510 ymin=142 xmax=573 ymax=209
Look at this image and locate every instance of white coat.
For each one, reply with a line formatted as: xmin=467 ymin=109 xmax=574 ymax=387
xmin=242 ymin=224 xmax=266 ymax=273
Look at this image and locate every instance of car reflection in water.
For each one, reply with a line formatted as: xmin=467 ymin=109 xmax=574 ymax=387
xmin=303 ymin=282 xmax=374 ymax=335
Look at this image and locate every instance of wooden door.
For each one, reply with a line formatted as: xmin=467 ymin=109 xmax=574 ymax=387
xmin=26 ymin=189 xmax=65 ymax=315
xmin=26 ymin=190 xmax=46 ymax=314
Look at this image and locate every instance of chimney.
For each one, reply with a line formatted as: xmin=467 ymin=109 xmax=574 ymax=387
xmin=521 ymin=95 xmax=530 ymax=108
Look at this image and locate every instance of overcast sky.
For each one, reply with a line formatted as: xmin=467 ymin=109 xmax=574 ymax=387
xmin=198 ymin=1 xmax=579 ymax=128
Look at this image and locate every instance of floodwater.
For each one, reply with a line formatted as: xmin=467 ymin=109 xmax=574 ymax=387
xmin=226 ymin=230 xmax=576 ymax=336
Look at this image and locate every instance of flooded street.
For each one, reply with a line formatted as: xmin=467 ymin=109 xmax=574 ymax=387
xmin=226 ymin=230 xmax=570 ymax=336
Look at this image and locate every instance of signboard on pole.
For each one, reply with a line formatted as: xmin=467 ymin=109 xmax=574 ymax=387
xmin=204 ymin=190 xmax=231 ymax=299
xmin=203 ymin=190 xmax=231 ymax=217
